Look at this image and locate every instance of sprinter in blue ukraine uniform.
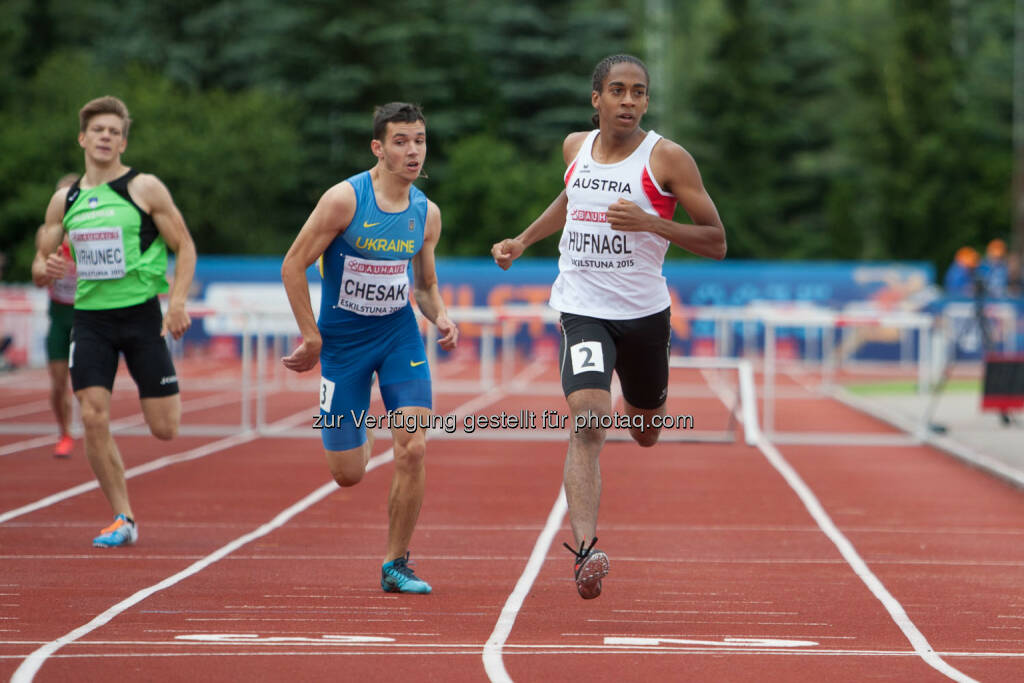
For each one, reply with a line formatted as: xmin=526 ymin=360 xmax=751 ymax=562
xmin=281 ymin=103 xmax=458 ymax=595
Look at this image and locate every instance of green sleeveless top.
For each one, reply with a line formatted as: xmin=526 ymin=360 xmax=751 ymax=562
xmin=63 ymin=169 xmax=169 ymax=310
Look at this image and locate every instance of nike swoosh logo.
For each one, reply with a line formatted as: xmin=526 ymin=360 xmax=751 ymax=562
xmin=410 ymin=360 xmax=426 ymax=367
xmin=363 ymin=221 xmax=381 ymax=228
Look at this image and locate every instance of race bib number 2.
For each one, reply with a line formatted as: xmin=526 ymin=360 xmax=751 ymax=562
xmin=70 ymin=226 xmax=125 ymax=280
xmin=570 ymin=341 xmax=604 ymax=374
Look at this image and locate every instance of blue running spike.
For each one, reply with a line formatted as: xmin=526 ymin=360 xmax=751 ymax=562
xmin=381 ymin=552 xmax=432 ymax=594
xmin=92 ymin=514 xmax=138 ymax=548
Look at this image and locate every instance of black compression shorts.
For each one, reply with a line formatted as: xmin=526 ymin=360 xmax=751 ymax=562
xmin=558 ymin=307 xmax=670 ymax=410
xmin=70 ymin=297 xmax=179 ymax=398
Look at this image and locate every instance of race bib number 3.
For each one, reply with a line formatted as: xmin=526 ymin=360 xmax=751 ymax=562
xmin=319 ymin=376 xmax=336 ymax=412
xmin=337 ymin=256 xmax=409 ymax=316
xmin=70 ymin=226 xmax=126 ymax=280
xmin=570 ymin=340 xmax=605 ymax=374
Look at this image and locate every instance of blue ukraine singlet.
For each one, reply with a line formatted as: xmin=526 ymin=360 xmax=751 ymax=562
xmin=315 ymin=171 xmax=431 ymax=451
xmin=318 ymin=170 xmax=428 ymax=334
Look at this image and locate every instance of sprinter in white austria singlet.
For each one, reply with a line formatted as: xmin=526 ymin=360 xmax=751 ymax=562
xmin=491 ymin=54 xmax=727 ymax=602
xmin=551 ymin=128 xmax=676 ymax=320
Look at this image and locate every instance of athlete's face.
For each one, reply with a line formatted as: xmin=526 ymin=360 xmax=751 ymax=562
xmin=372 ymin=121 xmax=426 ymax=182
xmin=78 ymin=113 xmax=128 ymax=163
xmin=592 ymin=63 xmax=649 ymax=132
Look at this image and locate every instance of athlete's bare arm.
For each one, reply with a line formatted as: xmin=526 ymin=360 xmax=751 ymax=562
xmin=491 ymin=131 xmax=591 ymax=270
xmin=31 ymin=189 xmax=72 ymax=286
xmin=281 ymin=182 xmax=358 ymax=372
xmin=605 ymin=139 xmax=726 ymax=260
xmin=129 ymin=174 xmax=198 ymax=339
xmin=411 ymin=201 xmax=458 ymax=351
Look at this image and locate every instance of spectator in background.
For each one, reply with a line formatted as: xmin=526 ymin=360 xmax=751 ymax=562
xmin=1006 ymin=250 xmax=1022 ymax=298
xmin=943 ymin=246 xmax=980 ymax=297
xmin=977 ymin=238 xmax=1009 ymax=298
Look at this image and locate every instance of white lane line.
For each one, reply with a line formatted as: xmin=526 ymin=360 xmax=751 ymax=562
xmin=9 ymin=459 xmax=379 ymax=683
xmin=11 ymin=361 xmax=547 ymax=682
xmin=755 ymin=437 xmax=979 ymax=683
xmin=0 ymin=408 xmax=312 ymax=524
xmin=0 ymin=391 xmax=248 ymax=458
xmin=0 ymin=399 xmax=52 ymax=420
xmin=481 ymin=373 xmax=621 ymax=682
xmin=483 ymin=486 xmax=567 ymax=683
xmin=4 ymin=645 xmax=1024 ymax=658
xmin=697 ymin=369 xmax=980 ymax=682
xmin=479 ymin=374 xmax=679 ymax=683
xmin=0 ymin=431 xmax=252 ymax=525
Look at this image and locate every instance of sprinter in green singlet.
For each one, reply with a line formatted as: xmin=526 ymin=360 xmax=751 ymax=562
xmin=33 ymin=96 xmax=197 ymax=548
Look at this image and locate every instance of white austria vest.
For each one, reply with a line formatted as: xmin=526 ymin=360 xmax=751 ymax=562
xmin=549 ymin=130 xmax=676 ymax=319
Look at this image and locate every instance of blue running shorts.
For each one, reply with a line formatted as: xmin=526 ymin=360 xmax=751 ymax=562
xmin=317 ymin=308 xmax=431 ymax=451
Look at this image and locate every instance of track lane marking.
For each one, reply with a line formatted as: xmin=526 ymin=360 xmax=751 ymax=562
xmin=4 ymin=643 xmax=1024 ymax=657
xmin=0 ymin=390 xmax=253 ymax=458
xmin=9 ymin=473 xmax=357 ymax=683
xmin=10 ymin=360 xmax=548 ymax=682
xmin=0 ymin=405 xmax=320 ymax=524
xmin=702 ymin=369 xmax=982 ymax=682
xmin=754 ymin=436 xmax=979 ymax=682
xmin=483 ymin=486 xmax=567 ymax=683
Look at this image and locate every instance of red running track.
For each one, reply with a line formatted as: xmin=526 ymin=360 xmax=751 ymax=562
xmin=0 ymin=359 xmax=1022 ymax=682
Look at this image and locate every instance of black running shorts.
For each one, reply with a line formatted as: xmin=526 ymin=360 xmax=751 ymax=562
xmin=70 ymin=297 xmax=179 ymax=398
xmin=558 ymin=307 xmax=670 ymax=410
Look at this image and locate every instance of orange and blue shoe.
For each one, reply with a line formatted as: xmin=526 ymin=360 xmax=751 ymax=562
xmin=53 ymin=435 xmax=73 ymax=459
xmin=92 ymin=514 xmax=138 ymax=548
xmin=564 ymin=537 xmax=609 ymax=600
xmin=381 ymin=552 xmax=432 ymax=594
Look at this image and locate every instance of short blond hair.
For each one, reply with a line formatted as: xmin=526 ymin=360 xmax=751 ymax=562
xmin=78 ymin=96 xmax=131 ymax=136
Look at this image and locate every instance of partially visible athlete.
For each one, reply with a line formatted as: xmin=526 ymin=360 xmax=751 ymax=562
xmin=32 ymin=173 xmax=81 ymax=458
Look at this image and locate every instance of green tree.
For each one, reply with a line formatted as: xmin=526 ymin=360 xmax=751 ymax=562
xmin=689 ymin=0 xmax=843 ymax=259
xmin=474 ymin=2 xmax=631 ymax=155
xmin=429 ymin=133 xmax=566 ymax=256
xmin=829 ymin=0 xmax=1013 ymax=270
xmin=1 ymin=0 xmax=1015 ymax=273
xmin=0 ymin=52 xmax=306 ymax=279
xmin=431 ymin=0 xmax=632 ymax=252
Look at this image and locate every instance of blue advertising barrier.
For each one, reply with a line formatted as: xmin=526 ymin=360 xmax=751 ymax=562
xmin=189 ymin=256 xmax=942 ymax=360
xmin=192 ymin=256 xmax=933 ymax=307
